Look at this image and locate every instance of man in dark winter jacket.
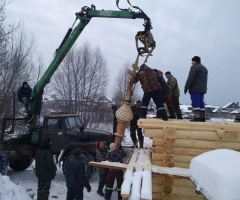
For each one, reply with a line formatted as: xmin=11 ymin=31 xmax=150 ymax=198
xmin=96 ymin=141 xmax=108 ymax=197
xmin=130 ymin=100 xmax=144 ymax=148
xmin=36 ymin=137 xmax=57 ymax=200
xmin=65 ymin=148 xmax=91 ymax=200
xmin=105 ymin=143 xmax=127 ymax=200
xmin=130 ymin=64 xmax=168 ymax=120
xmin=184 ymin=56 xmax=208 ymax=122
xmin=17 ymin=82 xmax=32 ymax=110
xmin=165 ymin=71 xmax=183 ymax=119
xmin=154 ymin=70 xmax=176 ymax=119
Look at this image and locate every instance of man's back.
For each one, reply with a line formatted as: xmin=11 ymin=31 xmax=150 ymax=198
xmin=65 ymin=156 xmax=88 ymax=189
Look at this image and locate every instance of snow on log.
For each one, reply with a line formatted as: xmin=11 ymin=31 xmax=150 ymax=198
xmin=151 ymin=165 xmax=189 ymax=178
xmin=88 ymin=161 xmax=127 ymax=170
xmin=189 ymin=149 xmax=240 ymax=200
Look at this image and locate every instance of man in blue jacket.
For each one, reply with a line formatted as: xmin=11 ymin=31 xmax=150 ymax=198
xmin=184 ymin=56 xmax=208 ymax=122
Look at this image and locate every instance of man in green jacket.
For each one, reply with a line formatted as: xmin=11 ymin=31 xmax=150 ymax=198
xmin=165 ymin=71 xmax=183 ymax=119
xmin=36 ymin=137 xmax=57 ymax=200
xmin=95 ymin=141 xmax=108 ymax=197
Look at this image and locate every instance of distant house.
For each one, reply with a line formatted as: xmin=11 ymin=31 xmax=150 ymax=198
xmin=222 ymin=102 xmax=240 ymax=112
xmin=230 ymin=109 xmax=240 ymax=118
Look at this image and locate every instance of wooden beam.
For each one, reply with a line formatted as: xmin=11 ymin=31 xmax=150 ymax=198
xmin=151 ymin=165 xmax=189 ymax=178
xmin=88 ymin=161 xmax=127 ymax=170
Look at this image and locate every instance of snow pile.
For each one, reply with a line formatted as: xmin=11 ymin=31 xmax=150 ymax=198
xmin=121 ymin=170 xmax=133 ymax=196
xmin=0 ymin=175 xmax=32 ymax=200
xmin=189 ymin=149 xmax=240 ymax=200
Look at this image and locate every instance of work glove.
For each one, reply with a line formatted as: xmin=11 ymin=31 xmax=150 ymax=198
xmin=184 ymin=88 xmax=188 ymax=94
xmin=87 ymin=185 xmax=91 ymax=192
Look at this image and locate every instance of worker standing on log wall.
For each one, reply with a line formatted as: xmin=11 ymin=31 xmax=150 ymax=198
xmin=184 ymin=56 xmax=208 ymax=122
xmin=130 ymin=100 xmax=144 ymax=148
xmin=130 ymin=64 xmax=168 ymax=120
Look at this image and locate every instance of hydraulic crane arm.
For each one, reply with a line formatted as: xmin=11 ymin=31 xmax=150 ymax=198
xmin=26 ymin=3 xmax=155 ymax=132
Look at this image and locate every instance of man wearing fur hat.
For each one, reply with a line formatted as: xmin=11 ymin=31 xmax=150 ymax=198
xmin=17 ymin=82 xmax=32 ymax=111
xmin=36 ymin=137 xmax=57 ymax=200
xmin=184 ymin=56 xmax=208 ymax=122
xmin=95 ymin=141 xmax=108 ymax=197
xmin=105 ymin=143 xmax=127 ymax=200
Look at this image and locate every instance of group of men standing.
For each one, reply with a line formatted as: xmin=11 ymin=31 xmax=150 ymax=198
xmin=130 ymin=56 xmax=208 ymax=147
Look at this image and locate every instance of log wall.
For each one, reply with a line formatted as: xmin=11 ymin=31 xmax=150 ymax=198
xmin=138 ymin=119 xmax=240 ymax=200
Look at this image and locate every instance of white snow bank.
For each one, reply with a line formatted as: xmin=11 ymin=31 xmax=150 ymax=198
xmin=121 ymin=170 xmax=133 ymax=196
xmin=141 ymin=170 xmax=152 ymax=200
xmin=189 ymin=149 xmax=240 ymax=200
xmin=128 ymin=171 xmax=142 ymax=200
xmin=0 ymin=175 xmax=31 ymax=200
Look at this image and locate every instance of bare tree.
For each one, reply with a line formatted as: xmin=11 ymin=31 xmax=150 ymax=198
xmin=52 ymin=43 xmax=110 ymax=127
xmin=112 ymin=61 xmax=141 ymax=106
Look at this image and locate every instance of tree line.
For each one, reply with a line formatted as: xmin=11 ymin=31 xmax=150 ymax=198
xmin=0 ymin=0 xmax=140 ymax=131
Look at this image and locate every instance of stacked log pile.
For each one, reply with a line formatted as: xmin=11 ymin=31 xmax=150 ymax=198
xmin=138 ymin=119 xmax=240 ymax=200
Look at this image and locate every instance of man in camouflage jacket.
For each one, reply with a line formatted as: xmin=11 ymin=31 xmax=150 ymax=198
xmin=95 ymin=141 xmax=108 ymax=197
xmin=131 ymin=64 xmax=168 ymax=120
xmin=165 ymin=71 xmax=183 ymax=119
xmin=130 ymin=100 xmax=143 ymax=148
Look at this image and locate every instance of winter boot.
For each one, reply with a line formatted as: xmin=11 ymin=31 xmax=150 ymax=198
xmin=118 ymin=191 xmax=122 ymax=200
xmin=131 ymin=138 xmax=137 ymax=147
xmin=157 ymin=110 xmax=168 ymax=121
xmin=97 ymin=185 xmax=105 ymax=197
xmin=190 ymin=110 xmax=201 ymax=122
xmin=177 ymin=114 xmax=183 ymax=119
xmin=104 ymin=190 xmax=112 ymax=200
xmin=139 ymin=140 xmax=144 ymax=149
xmin=169 ymin=112 xmax=176 ymax=119
xmin=200 ymin=111 xmax=206 ymax=122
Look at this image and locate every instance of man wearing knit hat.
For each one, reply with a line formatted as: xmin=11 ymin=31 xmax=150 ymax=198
xmin=184 ymin=56 xmax=208 ymax=122
xmin=105 ymin=143 xmax=127 ymax=200
xmin=95 ymin=141 xmax=108 ymax=197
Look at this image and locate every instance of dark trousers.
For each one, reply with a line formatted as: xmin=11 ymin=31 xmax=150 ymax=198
xmin=190 ymin=92 xmax=205 ymax=111
xmin=98 ymin=173 xmax=107 ymax=190
xmin=130 ymin=124 xmax=143 ymax=142
xmin=162 ymin=92 xmax=175 ymax=113
xmin=66 ymin=187 xmax=84 ymax=200
xmin=37 ymin=181 xmax=51 ymax=200
xmin=141 ymin=89 xmax=167 ymax=118
xmin=172 ymin=96 xmax=182 ymax=117
xmin=106 ymin=170 xmax=123 ymax=191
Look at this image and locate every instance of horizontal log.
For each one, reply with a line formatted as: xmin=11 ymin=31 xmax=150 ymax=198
xmin=152 ymin=192 xmax=163 ymax=200
xmin=138 ymin=119 xmax=240 ymax=132
xmin=173 ymin=162 xmax=190 ymax=169
xmin=171 ymin=194 xmax=205 ymax=200
xmin=173 ymin=179 xmax=195 ymax=188
xmin=152 ymin=147 xmax=164 ymax=154
xmin=88 ymin=161 xmax=127 ymax=170
xmin=175 ymin=139 xmax=240 ymax=150
xmin=151 ymin=165 xmax=189 ymax=178
xmin=173 ymin=147 xmax=211 ymax=156
xmin=152 ymin=161 xmax=163 ymax=166
xmin=176 ymin=129 xmax=240 ymax=142
xmin=152 ymin=183 xmax=163 ymax=193
xmin=164 ymin=138 xmax=175 ymax=146
xmin=152 ymin=174 xmax=163 ymax=184
xmin=145 ymin=128 xmax=164 ymax=138
xmin=164 ymin=127 xmax=177 ymax=138
xmin=152 ymin=153 xmax=194 ymax=163
xmin=153 ymin=138 xmax=164 ymax=146
xmin=173 ymin=155 xmax=194 ymax=163
xmin=171 ymin=185 xmax=204 ymax=197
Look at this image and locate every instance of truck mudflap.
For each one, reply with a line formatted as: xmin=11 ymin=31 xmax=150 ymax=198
xmin=0 ymin=150 xmax=8 ymax=175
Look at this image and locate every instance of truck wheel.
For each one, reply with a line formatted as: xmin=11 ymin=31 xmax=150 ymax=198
xmin=9 ymin=158 xmax=33 ymax=171
xmin=62 ymin=151 xmax=95 ymax=179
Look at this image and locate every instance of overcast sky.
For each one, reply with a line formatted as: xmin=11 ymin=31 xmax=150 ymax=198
xmin=5 ymin=0 xmax=240 ymax=107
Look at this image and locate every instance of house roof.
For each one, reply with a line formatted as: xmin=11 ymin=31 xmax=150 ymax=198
xmin=222 ymin=102 xmax=239 ymax=109
xmin=231 ymin=109 xmax=240 ymax=114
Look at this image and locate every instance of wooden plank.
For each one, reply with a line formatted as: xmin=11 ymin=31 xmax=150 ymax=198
xmin=151 ymin=165 xmax=189 ymax=178
xmin=145 ymin=128 xmax=164 ymax=138
xmin=88 ymin=161 xmax=127 ymax=170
